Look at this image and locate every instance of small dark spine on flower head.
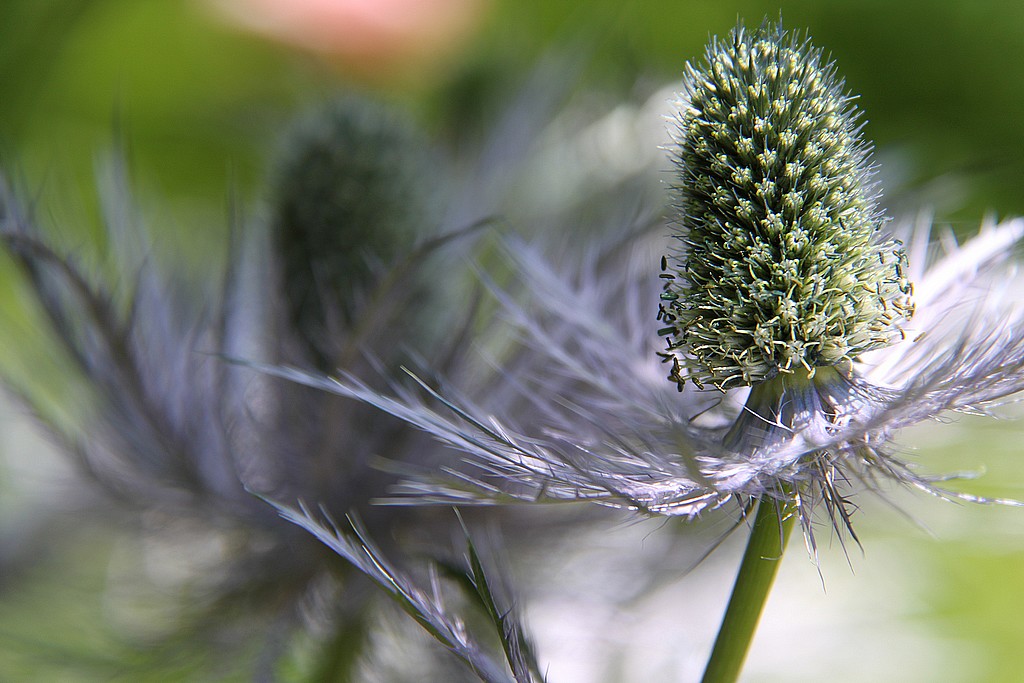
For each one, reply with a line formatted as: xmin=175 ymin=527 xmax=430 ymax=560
xmin=659 ymin=21 xmax=913 ymax=391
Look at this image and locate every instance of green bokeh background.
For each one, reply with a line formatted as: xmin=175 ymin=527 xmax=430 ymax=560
xmin=2 ymin=1 xmax=1024 ymax=681
xmin=7 ymin=1 xmax=1024 ymax=224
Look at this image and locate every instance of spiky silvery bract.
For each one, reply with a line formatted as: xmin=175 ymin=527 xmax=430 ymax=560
xmin=659 ymin=22 xmax=913 ymax=391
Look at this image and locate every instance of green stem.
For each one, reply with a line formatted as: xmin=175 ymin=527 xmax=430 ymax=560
xmin=701 ymin=494 xmax=796 ymax=683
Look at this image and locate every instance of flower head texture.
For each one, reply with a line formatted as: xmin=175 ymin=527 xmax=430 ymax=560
xmin=277 ymin=22 xmax=1024 ymax=549
xmin=659 ymin=22 xmax=913 ymax=391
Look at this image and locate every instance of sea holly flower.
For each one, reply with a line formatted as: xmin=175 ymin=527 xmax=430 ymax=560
xmin=0 ymin=96 xmax=539 ymax=681
xmin=658 ymin=22 xmax=913 ymax=394
xmin=656 ymin=19 xmax=920 ymax=529
xmin=279 ymin=21 xmax=1024 ymax=541
xmin=271 ymin=95 xmax=440 ymax=369
xmin=258 ymin=20 xmax=1024 ymax=681
xmin=2 ymin=59 xmax=677 ymax=679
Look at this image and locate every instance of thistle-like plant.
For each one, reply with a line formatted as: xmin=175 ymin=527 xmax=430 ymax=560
xmin=0 ymin=94 xmax=546 ymax=681
xmin=268 ymin=21 xmax=1024 ymax=682
xmin=5 ymin=18 xmax=1024 ymax=682
xmin=659 ymin=21 xmax=913 ymax=392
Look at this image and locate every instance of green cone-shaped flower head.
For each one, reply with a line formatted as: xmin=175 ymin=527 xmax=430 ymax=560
xmin=659 ymin=22 xmax=913 ymax=391
xmin=271 ymin=96 xmax=439 ymax=368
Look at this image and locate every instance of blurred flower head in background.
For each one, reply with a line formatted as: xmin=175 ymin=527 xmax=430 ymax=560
xmin=0 ymin=92 xmax=529 ymax=679
xmin=0 ymin=46 xmax=672 ymax=673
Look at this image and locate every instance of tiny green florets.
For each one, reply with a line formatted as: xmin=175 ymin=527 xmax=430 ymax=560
xmin=658 ymin=21 xmax=913 ymax=391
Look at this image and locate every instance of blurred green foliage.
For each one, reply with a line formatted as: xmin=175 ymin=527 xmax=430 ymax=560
xmin=483 ymin=0 xmax=1024 ymax=223
xmin=6 ymin=1 xmax=1024 ymax=227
